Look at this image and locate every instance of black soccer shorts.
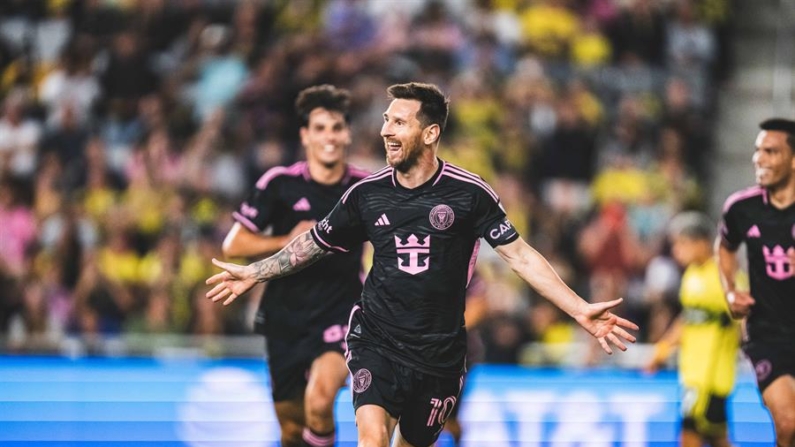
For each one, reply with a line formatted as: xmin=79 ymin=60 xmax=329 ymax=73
xmin=266 ymin=321 xmax=348 ymax=402
xmin=743 ymin=341 xmax=795 ymax=393
xmin=346 ymin=344 xmax=463 ymax=447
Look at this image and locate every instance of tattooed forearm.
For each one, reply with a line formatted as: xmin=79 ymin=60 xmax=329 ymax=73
xmin=251 ymin=231 xmax=330 ymax=282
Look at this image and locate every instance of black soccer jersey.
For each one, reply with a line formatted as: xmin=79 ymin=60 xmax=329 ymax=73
xmin=233 ymin=161 xmax=369 ymax=338
xmin=720 ymin=186 xmax=795 ymax=344
xmin=310 ymin=160 xmax=520 ymax=377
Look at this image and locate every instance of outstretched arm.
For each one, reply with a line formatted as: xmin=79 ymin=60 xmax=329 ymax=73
xmin=222 ymin=220 xmax=316 ymax=258
xmin=206 ymin=231 xmax=330 ymax=305
xmin=495 ymin=237 xmax=638 ymax=354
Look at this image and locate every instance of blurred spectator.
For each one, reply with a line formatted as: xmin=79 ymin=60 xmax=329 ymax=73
xmin=523 ymin=300 xmax=575 ymax=365
xmin=0 ymin=91 xmax=42 ymax=178
xmin=79 ymin=135 xmax=127 ymax=221
xmin=99 ymin=30 xmax=158 ymax=108
xmin=323 ymin=0 xmax=377 ymax=52
xmin=661 ymin=77 xmax=711 ymax=176
xmin=608 ymin=0 xmax=666 ymax=67
xmin=0 ymin=175 xmax=37 ymax=277
xmin=71 ymin=0 xmax=126 ymax=42
xmin=72 ymin=255 xmax=134 ymax=336
xmin=538 ymin=95 xmax=597 ymax=216
xmin=189 ymin=24 xmax=248 ymax=121
xmin=519 ymin=0 xmax=580 ymax=60
xmin=665 ymin=0 xmax=715 ymax=108
xmin=39 ymin=104 xmax=89 ymax=189
xmin=666 ymin=0 xmax=715 ymax=73
xmin=570 ymin=16 xmax=612 ymax=69
xmin=125 ymin=285 xmax=177 ymax=334
xmin=408 ymin=0 xmax=466 ymax=75
xmin=465 ymin=0 xmax=522 ymax=49
xmin=187 ymin=282 xmax=225 ymax=335
xmin=38 ymin=36 xmax=99 ymax=128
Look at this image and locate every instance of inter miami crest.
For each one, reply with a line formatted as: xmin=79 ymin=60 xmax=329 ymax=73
xmin=352 ymin=368 xmax=372 ymax=393
xmin=429 ymin=204 xmax=454 ymax=230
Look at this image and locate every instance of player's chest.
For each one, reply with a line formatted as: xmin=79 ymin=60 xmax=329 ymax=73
xmin=278 ymin=185 xmax=342 ymax=221
xmin=741 ymin=210 xmax=795 ymax=280
xmin=742 ymin=211 xmax=795 ymax=247
xmin=361 ymin=193 xmax=474 ymax=245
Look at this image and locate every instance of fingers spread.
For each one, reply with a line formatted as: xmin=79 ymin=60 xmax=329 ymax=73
xmin=210 ymin=287 xmax=231 ymax=303
xmin=598 ymin=337 xmax=613 ymax=355
xmin=205 ymin=271 xmax=227 ymax=285
xmin=206 ymin=282 xmax=227 ymax=299
xmin=616 ymin=316 xmax=639 ymax=332
xmin=223 ymin=294 xmax=238 ymax=306
xmin=613 ymin=326 xmax=637 ymax=343
xmin=607 ymin=333 xmax=627 ymax=351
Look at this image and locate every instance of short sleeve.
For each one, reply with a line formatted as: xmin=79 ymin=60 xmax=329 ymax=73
xmin=719 ymin=197 xmax=742 ymax=251
xmin=473 ymin=188 xmax=520 ymax=248
xmin=311 ymin=187 xmax=367 ymax=253
xmin=232 ymin=175 xmax=282 ymax=233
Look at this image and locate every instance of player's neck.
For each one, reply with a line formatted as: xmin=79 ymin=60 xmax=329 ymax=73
xmin=767 ymin=182 xmax=795 ymax=209
xmin=307 ymin=160 xmax=345 ymax=185
xmin=395 ymin=152 xmax=439 ymax=189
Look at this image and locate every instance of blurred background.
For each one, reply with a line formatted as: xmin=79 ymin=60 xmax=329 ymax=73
xmin=0 ymin=0 xmax=791 ymax=445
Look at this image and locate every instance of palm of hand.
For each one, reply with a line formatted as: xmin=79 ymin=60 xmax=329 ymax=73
xmin=223 ymin=268 xmax=257 ymax=296
xmin=583 ymin=310 xmax=617 ymax=338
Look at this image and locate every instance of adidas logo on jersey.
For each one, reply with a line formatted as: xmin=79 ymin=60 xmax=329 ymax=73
xmin=747 ymin=225 xmax=761 ymax=238
xmin=293 ymin=197 xmax=311 ymax=211
xmin=374 ymin=214 xmax=391 ymax=226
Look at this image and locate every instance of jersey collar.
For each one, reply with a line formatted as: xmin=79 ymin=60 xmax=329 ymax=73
xmin=391 ymin=158 xmax=445 ymax=191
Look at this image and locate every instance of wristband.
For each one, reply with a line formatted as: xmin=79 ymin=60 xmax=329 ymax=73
xmin=727 ymin=291 xmax=736 ymax=304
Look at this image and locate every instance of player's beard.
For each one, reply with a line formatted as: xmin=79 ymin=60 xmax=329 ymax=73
xmin=757 ymin=166 xmax=792 ymax=192
xmin=388 ymin=134 xmax=424 ymax=173
xmin=320 ymin=157 xmax=343 ymax=169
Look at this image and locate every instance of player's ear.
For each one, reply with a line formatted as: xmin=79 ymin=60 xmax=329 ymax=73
xmin=423 ymin=124 xmax=440 ymax=145
xmin=790 ymin=144 xmax=795 ymax=170
xmin=299 ymin=126 xmax=309 ymax=146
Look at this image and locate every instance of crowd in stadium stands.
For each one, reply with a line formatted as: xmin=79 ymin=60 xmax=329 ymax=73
xmin=0 ymin=0 xmax=731 ymax=363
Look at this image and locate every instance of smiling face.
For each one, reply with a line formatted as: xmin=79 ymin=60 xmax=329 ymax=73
xmin=380 ymin=99 xmax=432 ymax=172
xmin=753 ymin=130 xmax=795 ymax=190
xmin=301 ymin=108 xmax=351 ymax=168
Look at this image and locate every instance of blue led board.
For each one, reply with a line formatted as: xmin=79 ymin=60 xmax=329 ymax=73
xmin=0 ymin=357 xmax=774 ymax=446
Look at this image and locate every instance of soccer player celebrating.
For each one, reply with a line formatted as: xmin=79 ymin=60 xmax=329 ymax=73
xmin=208 ymin=82 xmax=638 ymax=447
xmin=717 ymin=118 xmax=795 ymax=447
xmin=222 ymin=85 xmax=369 ymax=447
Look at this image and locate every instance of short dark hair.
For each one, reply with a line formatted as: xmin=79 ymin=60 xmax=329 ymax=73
xmin=760 ymin=118 xmax=795 ymax=151
xmin=295 ymin=84 xmax=351 ymax=127
xmin=668 ymin=211 xmax=714 ymax=242
xmin=387 ymin=82 xmax=449 ymax=131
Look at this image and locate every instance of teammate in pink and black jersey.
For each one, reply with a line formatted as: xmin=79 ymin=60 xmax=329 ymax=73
xmin=718 ymin=118 xmax=795 ymax=447
xmin=207 ymin=82 xmax=638 ymax=447
xmin=222 ymin=85 xmax=368 ymax=447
